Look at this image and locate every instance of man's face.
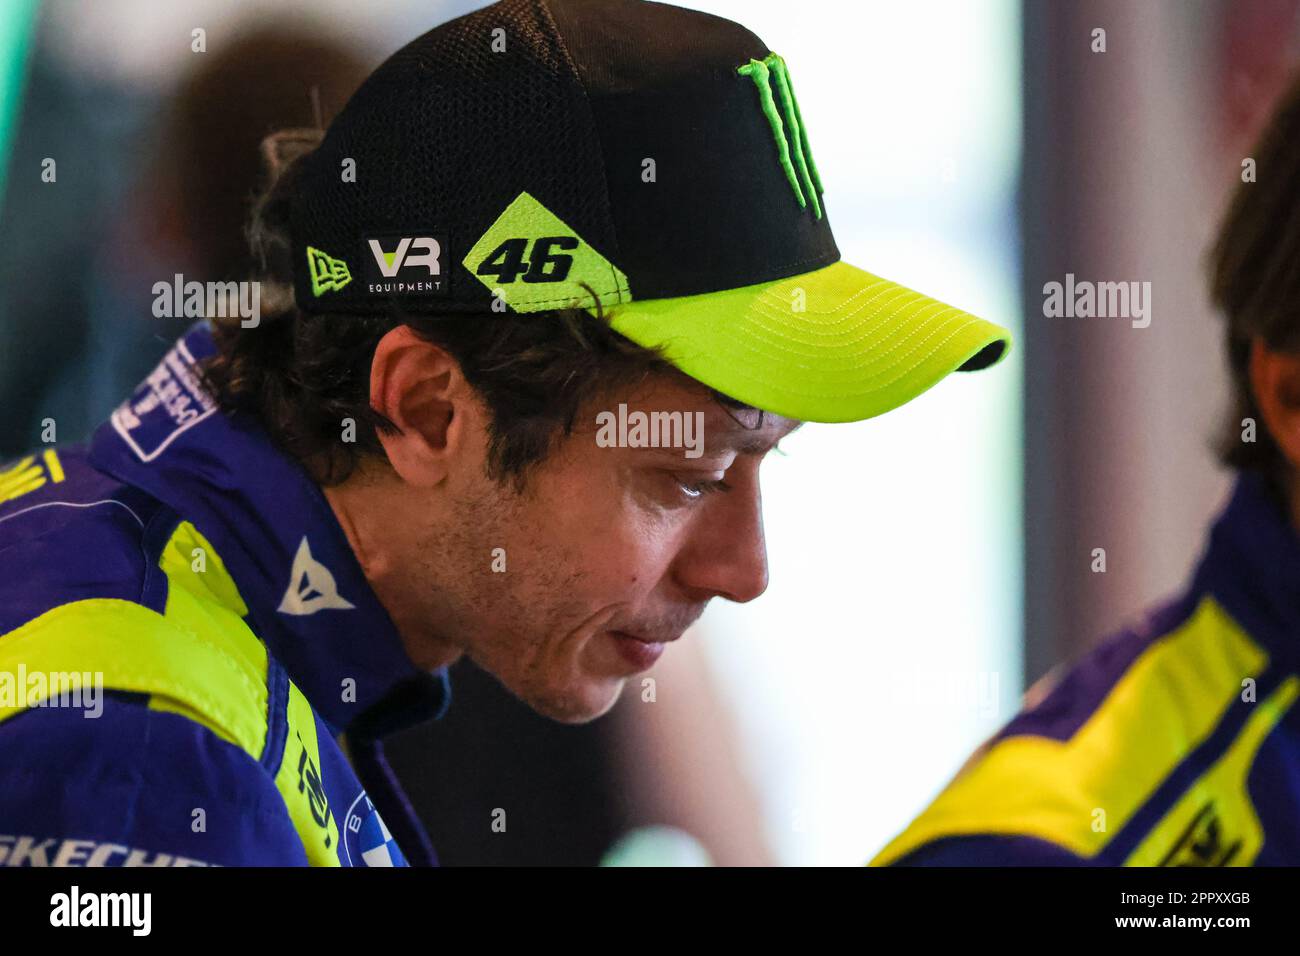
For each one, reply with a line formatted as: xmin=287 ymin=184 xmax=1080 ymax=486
xmin=420 ymin=374 xmax=799 ymax=724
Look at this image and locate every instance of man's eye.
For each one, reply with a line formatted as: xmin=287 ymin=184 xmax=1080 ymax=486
xmin=676 ymin=477 xmax=730 ymax=500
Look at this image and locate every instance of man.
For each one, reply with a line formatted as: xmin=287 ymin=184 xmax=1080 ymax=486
xmin=0 ymin=0 xmax=1009 ymax=867
xmin=872 ymin=73 xmax=1300 ymax=868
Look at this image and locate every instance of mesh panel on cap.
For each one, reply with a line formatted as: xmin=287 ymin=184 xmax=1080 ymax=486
xmin=290 ymin=0 xmax=620 ymax=314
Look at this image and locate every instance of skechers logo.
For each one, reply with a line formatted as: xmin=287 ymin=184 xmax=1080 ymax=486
xmin=364 ymin=234 xmax=447 ymax=296
xmin=1 ymin=835 xmax=213 ymax=867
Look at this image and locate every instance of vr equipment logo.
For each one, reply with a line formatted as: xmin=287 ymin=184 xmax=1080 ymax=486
xmin=363 ymin=234 xmax=447 ymax=296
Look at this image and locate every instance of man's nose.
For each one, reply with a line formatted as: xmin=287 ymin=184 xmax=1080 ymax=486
xmin=672 ymin=488 xmax=769 ymax=604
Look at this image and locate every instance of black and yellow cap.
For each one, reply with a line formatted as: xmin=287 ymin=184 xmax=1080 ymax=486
xmin=289 ymin=0 xmax=1011 ymax=422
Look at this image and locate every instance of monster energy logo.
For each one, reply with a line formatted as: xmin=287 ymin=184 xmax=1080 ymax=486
xmin=737 ymin=53 xmax=823 ymax=219
xmin=306 ymin=245 xmax=352 ymax=297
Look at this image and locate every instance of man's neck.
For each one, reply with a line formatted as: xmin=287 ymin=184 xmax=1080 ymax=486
xmin=322 ymin=474 xmax=463 ymax=673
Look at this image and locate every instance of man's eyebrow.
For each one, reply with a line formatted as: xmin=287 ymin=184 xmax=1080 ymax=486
xmin=631 ymin=419 xmax=803 ymax=458
xmin=714 ymin=420 xmax=804 ymax=455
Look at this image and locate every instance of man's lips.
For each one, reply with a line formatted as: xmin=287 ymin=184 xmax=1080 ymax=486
xmin=607 ymin=630 xmax=676 ymax=671
xmin=610 ymin=629 xmax=682 ymax=645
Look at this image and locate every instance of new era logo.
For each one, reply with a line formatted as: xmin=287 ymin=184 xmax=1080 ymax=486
xmin=306 ymin=246 xmax=352 ymax=297
xmin=278 ymin=537 xmax=356 ymax=616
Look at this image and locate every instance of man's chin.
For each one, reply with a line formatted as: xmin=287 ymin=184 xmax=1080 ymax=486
xmin=524 ymin=676 xmax=627 ymax=725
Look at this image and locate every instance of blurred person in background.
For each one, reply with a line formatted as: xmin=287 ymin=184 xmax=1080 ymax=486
xmin=873 ymin=70 xmax=1300 ymax=867
xmin=0 ymin=24 xmax=369 ymax=453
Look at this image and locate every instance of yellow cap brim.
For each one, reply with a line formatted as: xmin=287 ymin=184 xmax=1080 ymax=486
xmin=605 ymin=260 xmax=1012 ymax=423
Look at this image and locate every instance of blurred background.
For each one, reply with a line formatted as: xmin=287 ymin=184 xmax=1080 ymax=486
xmin=0 ymin=0 xmax=1289 ymax=865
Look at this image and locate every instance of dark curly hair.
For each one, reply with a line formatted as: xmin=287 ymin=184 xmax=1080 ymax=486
xmin=200 ymin=129 xmax=712 ymax=489
xmin=1209 ymin=72 xmax=1300 ymax=495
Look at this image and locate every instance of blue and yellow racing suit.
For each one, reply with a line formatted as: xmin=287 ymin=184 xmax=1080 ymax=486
xmin=873 ymin=473 xmax=1300 ymax=866
xmin=0 ymin=322 xmax=450 ymax=866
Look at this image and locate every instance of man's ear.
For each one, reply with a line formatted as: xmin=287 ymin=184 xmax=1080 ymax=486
xmin=370 ymin=325 xmax=477 ymax=486
xmin=1249 ymin=337 xmax=1300 ymax=470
